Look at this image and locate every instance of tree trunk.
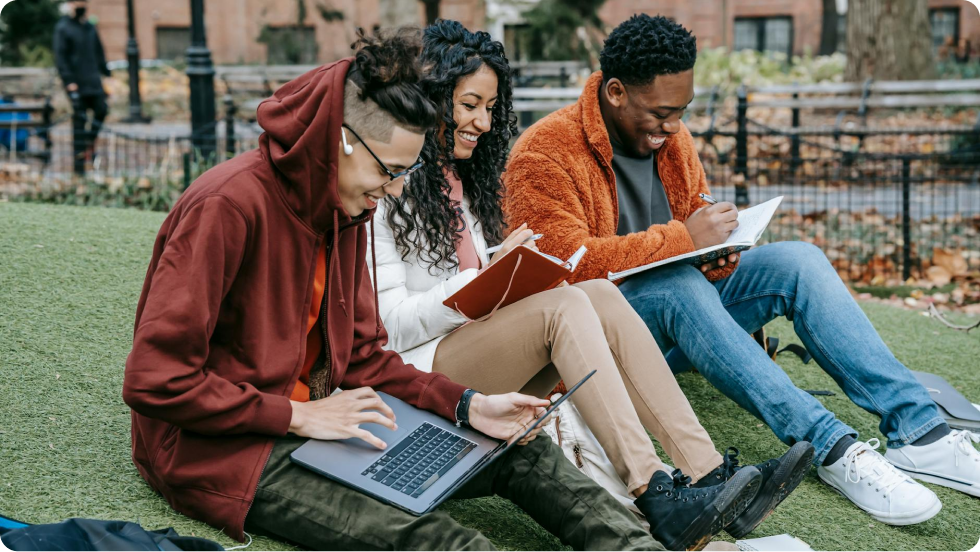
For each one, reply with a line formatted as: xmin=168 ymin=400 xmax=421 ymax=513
xmin=845 ymin=0 xmax=934 ymax=81
xmin=818 ymin=0 xmax=839 ymax=56
xmin=378 ymin=0 xmax=422 ymax=29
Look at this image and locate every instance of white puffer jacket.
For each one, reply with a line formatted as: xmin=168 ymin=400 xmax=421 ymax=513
xmin=367 ymin=195 xmax=491 ymax=372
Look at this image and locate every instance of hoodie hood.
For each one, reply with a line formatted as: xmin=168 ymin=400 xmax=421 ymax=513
xmin=257 ymin=58 xmax=354 ymax=232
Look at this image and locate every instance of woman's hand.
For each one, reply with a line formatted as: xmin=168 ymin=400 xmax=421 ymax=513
xmin=467 ymin=392 xmax=551 ymax=445
xmin=288 ymin=387 xmax=397 ymax=450
xmin=489 ymin=223 xmax=538 ymax=265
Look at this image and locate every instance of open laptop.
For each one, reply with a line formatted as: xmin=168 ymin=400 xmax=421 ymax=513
xmin=290 ymin=370 xmax=596 ymax=515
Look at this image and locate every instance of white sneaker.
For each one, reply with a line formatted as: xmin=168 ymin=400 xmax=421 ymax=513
xmin=885 ymin=429 xmax=980 ymax=498
xmin=817 ymin=438 xmax=942 ymax=525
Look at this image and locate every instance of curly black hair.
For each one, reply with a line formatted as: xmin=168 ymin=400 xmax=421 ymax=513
xmin=599 ymin=14 xmax=697 ymax=87
xmin=383 ymin=19 xmax=518 ymax=274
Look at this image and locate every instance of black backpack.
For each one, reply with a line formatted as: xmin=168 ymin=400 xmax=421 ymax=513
xmin=0 ymin=515 xmax=224 ymax=551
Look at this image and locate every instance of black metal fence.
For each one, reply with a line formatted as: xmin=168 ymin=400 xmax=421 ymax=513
xmin=1 ymin=97 xmax=261 ymax=210
xmin=3 ymin=87 xmax=978 ymax=284
xmin=682 ymin=88 xmax=980 ymax=283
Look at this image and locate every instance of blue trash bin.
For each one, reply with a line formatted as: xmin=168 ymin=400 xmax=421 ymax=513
xmin=0 ymin=98 xmax=32 ymax=153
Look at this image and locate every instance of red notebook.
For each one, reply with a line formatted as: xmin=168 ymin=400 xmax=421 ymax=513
xmin=443 ymin=245 xmax=588 ymax=320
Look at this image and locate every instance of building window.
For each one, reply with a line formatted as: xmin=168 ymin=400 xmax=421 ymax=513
xmin=261 ymin=26 xmax=318 ymax=65
xmin=930 ymin=8 xmax=959 ymax=52
xmin=156 ymin=27 xmax=191 ymax=61
xmin=733 ymin=17 xmax=793 ymax=58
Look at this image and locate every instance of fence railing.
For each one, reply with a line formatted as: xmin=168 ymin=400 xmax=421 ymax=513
xmin=2 ymin=78 xmax=978 ymax=284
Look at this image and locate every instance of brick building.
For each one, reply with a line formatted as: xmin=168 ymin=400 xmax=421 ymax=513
xmin=594 ymin=0 xmax=979 ymax=58
xmin=89 ymin=0 xmax=484 ymax=65
xmin=89 ymin=0 xmax=979 ymax=65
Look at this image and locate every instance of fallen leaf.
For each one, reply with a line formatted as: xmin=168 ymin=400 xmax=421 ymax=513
xmin=933 ymin=248 xmax=968 ymax=277
xmin=926 ymin=266 xmax=952 ymax=287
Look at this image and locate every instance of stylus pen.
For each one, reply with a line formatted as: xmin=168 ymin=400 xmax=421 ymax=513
xmin=486 ymin=233 xmax=544 ymax=255
xmin=699 ymin=193 xmax=718 ymax=205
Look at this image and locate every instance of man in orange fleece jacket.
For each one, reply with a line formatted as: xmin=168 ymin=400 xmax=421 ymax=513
xmin=504 ymin=14 xmax=979 ymax=526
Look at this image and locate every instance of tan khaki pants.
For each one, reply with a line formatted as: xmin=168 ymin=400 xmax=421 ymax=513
xmin=434 ymin=279 xmax=723 ymax=493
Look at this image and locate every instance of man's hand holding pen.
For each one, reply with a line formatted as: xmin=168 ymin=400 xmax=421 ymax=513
xmin=689 ymin=194 xmax=740 ymax=273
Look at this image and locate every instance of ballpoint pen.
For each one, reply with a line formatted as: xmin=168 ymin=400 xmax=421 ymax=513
xmin=486 ymin=233 xmax=544 ymax=254
xmin=699 ymin=193 xmax=717 ymax=205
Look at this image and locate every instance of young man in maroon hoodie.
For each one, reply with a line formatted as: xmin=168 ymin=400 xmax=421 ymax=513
xmin=122 ymin=31 xmax=660 ymax=551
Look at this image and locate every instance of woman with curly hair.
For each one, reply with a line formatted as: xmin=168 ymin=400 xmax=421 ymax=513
xmin=125 ymin=27 xmax=670 ymax=551
xmin=369 ymin=20 xmax=809 ymax=550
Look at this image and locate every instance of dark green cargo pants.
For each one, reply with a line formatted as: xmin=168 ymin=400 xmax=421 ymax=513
xmin=245 ymin=434 xmax=663 ymax=550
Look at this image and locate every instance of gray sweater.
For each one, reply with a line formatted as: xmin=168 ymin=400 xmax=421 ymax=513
xmin=611 ymin=140 xmax=673 ymax=235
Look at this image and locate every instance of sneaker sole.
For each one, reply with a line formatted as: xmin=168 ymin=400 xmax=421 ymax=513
xmin=662 ymin=468 xmax=762 ymax=551
xmin=890 ymin=465 xmax=980 ymax=498
xmin=817 ymin=472 xmax=943 ymax=525
xmin=725 ymin=442 xmax=815 ymax=539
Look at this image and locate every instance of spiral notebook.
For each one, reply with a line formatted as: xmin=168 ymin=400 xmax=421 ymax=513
xmin=608 ymin=196 xmax=783 ymax=281
xmin=443 ymin=245 xmax=587 ymax=320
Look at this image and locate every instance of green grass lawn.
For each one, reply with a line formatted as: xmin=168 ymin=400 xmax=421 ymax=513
xmin=1 ymin=202 xmax=978 ymax=551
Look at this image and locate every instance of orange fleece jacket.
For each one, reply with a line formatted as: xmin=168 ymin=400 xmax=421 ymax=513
xmin=503 ymin=71 xmax=738 ymax=284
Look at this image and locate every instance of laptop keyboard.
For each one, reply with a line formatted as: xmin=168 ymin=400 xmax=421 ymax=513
xmin=362 ymin=422 xmax=477 ymax=498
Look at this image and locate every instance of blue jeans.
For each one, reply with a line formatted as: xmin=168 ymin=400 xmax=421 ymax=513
xmin=619 ymin=241 xmax=945 ymax=465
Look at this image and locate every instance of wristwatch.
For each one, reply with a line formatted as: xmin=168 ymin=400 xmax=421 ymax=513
xmin=455 ymin=389 xmax=479 ymax=427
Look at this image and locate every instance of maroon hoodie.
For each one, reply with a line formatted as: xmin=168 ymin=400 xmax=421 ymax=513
xmin=122 ymin=58 xmax=467 ymax=541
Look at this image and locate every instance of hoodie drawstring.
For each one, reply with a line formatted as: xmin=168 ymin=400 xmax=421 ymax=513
xmin=370 ymin=214 xmax=382 ymax=341
xmin=331 ymin=211 xmax=347 ymax=317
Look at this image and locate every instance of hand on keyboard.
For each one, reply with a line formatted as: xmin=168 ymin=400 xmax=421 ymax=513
xmin=288 ymin=387 xmax=397 ymax=449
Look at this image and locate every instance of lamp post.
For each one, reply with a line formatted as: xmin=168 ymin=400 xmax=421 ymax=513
xmin=187 ymin=0 xmax=216 ymax=160
xmin=123 ymin=0 xmax=150 ymax=123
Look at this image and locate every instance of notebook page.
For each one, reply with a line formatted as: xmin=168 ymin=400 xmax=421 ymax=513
xmin=566 ymin=245 xmax=588 ymax=271
xmin=724 ymin=196 xmax=783 ymax=245
xmin=532 ymin=245 xmax=587 ymax=271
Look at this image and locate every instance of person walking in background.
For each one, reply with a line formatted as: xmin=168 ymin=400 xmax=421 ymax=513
xmin=54 ymin=0 xmax=110 ymax=175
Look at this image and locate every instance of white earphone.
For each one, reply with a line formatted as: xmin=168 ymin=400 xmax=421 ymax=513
xmin=341 ymin=127 xmax=354 ymax=156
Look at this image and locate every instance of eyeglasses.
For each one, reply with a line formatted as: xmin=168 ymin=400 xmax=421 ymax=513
xmin=342 ymin=124 xmax=424 ymax=184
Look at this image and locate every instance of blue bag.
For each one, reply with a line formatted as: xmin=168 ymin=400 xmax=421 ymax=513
xmin=0 ymin=515 xmax=224 ymax=551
